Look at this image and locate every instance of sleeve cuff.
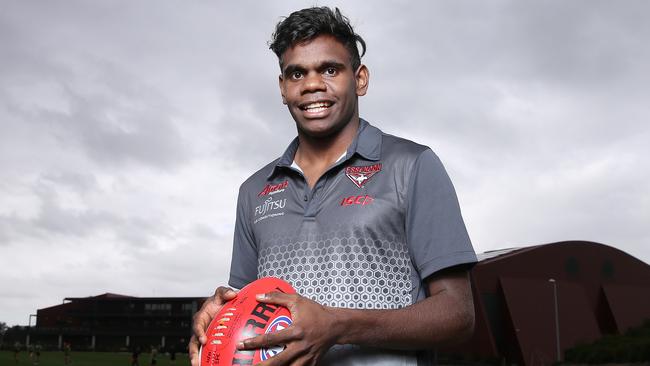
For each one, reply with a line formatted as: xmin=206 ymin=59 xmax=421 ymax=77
xmin=228 ymin=274 xmax=253 ymax=290
xmin=417 ymin=250 xmax=478 ymax=280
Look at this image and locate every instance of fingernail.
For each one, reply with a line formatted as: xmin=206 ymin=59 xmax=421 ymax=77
xmin=199 ymin=336 xmax=206 ymax=344
xmin=237 ymin=341 xmax=244 ymax=349
xmin=256 ymin=293 xmax=267 ymax=300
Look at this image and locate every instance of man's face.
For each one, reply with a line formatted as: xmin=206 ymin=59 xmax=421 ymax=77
xmin=279 ymin=35 xmax=368 ymax=139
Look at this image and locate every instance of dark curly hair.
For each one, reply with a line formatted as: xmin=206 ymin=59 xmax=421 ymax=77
xmin=269 ymin=7 xmax=366 ymax=70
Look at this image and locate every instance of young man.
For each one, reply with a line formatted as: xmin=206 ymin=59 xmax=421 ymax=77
xmin=190 ymin=7 xmax=477 ymax=366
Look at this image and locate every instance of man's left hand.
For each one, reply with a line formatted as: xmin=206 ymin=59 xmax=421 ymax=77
xmin=237 ymin=292 xmax=339 ymax=366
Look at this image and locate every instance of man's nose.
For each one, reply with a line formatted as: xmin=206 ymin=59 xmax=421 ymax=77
xmin=301 ymin=72 xmax=326 ymax=94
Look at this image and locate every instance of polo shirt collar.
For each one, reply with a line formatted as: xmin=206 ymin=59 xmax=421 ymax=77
xmin=349 ymin=118 xmax=382 ymax=161
xmin=268 ymin=118 xmax=382 ymax=179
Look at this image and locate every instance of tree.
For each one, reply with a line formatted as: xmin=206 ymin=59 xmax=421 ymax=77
xmin=0 ymin=321 xmax=8 ymax=346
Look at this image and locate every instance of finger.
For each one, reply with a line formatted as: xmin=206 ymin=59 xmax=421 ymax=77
xmin=192 ymin=308 xmax=214 ymax=344
xmin=193 ymin=287 xmax=238 ymax=343
xmin=255 ymin=291 xmax=298 ymax=307
xmin=188 ymin=335 xmax=201 ymax=366
xmin=238 ymin=327 xmax=298 ymax=350
xmin=253 ymin=343 xmax=305 ymax=366
xmin=215 ymin=286 xmax=239 ymax=301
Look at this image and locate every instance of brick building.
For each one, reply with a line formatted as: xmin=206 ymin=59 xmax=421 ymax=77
xmin=28 ymin=293 xmax=205 ymax=351
xmin=444 ymin=240 xmax=650 ymax=365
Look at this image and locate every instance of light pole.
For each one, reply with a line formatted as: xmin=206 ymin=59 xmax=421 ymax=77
xmin=548 ymin=279 xmax=561 ymax=362
xmin=26 ymin=314 xmax=37 ymax=347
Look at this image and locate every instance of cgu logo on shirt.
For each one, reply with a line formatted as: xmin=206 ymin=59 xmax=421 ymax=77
xmin=340 ymin=195 xmax=374 ymax=206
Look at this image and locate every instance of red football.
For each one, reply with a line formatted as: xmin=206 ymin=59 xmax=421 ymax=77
xmin=200 ymin=277 xmax=296 ymax=366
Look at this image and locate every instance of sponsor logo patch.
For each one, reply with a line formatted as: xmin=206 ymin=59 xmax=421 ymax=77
xmin=340 ymin=195 xmax=374 ymax=206
xmin=345 ymin=163 xmax=382 ymax=188
xmin=259 ymin=180 xmax=289 ymax=196
xmin=254 ymin=197 xmax=286 ymax=224
xmin=260 ymin=316 xmax=293 ymax=361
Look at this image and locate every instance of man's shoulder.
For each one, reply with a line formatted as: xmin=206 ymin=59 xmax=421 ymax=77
xmin=238 ymin=158 xmax=281 ymax=195
xmin=380 ymin=130 xmax=433 ymax=160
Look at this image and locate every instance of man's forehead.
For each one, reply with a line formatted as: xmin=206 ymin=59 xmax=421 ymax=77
xmin=280 ymin=35 xmax=352 ymax=70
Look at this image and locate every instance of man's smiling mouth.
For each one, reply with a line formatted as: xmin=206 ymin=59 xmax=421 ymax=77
xmin=300 ymin=101 xmax=333 ymax=113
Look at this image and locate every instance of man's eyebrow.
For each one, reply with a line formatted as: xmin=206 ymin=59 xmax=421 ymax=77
xmin=318 ymin=60 xmax=346 ymax=72
xmin=282 ymin=60 xmax=347 ymax=76
xmin=282 ymin=64 xmax=304 ymax=77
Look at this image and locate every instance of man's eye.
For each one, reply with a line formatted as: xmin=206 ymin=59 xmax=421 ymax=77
xmin=291 ymin=71 xmax=303 ymax=79
xmin=324 ymin=67 xmax=337 ymax=76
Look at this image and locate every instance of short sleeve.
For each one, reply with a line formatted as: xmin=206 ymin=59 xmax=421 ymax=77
xmin=406 ymin=149 xmax=477 ymax=280
xmin=228 ymin=186 xmax=258 ymax=289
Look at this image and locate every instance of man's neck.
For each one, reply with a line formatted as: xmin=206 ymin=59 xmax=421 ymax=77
xmin=294 ymin=117 xmax=360 ymax=187
xmin=295 ymin=118 xmax=359 ymax=165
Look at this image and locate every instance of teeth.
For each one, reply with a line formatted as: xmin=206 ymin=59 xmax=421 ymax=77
xmin=304 ymin=102 xmax=331 ymax=110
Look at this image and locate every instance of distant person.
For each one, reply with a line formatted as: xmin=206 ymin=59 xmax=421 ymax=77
xmin=131 ymin=346 xmax=141 ymax=366
xmin=13 ymin=341 xmax=21 ymax=363
xmin=33 ymin=343 xmax=42 ymax=365
xmin=168 ymin=343 xmax=176 ymax=364
xmin=63 ymin=342 xmax=72 ymax=365
xmin=149 ymin=345 xmax=158 ymax=366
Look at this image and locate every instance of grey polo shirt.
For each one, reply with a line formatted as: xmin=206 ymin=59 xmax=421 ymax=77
xmin=228 ymin=119 xmax=476 ymax=366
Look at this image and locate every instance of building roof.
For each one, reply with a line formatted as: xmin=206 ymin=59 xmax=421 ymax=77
xmin=475 ymin=245 xmax=545 ymax=262
xmin=64 ymin=293 xmax=135 ymax=301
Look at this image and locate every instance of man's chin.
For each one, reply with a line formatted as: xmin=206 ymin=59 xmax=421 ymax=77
xmin=296 ymin=120 xmax=340 ymax=139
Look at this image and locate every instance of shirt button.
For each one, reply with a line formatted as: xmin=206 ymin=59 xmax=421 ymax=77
xmin=303 ymin=195 xmax=308 ymax=201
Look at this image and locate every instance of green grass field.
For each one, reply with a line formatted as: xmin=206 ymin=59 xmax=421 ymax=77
xmin=0 ymin=351 xmax=186 ymax=366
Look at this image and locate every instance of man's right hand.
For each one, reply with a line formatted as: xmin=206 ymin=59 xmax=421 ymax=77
xmin=188 ymin=286 xmax=238 ymax=366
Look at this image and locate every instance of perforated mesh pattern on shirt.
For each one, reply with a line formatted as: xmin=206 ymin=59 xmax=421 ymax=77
xmin=257 ymin=231 xmax=412 ymax=309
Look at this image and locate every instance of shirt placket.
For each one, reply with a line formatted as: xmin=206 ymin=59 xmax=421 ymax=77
xmin=303 ymin=176 xmax=328 ymax=218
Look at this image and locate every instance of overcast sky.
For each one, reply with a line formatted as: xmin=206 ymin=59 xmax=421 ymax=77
xmin=1 ymin=1 xmax=648 ymax=327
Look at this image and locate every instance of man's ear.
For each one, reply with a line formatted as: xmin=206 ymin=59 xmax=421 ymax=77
xmin=355 ymin=64 xmax=369 ymax=96
xmin=278 ymin=75 xmax=287 ymax=105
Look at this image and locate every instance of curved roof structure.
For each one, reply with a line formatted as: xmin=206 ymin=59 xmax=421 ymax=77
xmin=448 ymin=241 xmax=650 ymax=365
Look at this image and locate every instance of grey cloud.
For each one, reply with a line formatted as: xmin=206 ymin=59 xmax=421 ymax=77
xmin=0 ymin=177 xmax=168 ymax=250
xmin=366 ymin=2 xmax=650 ymax=85
xmin=192 ymin=223 xmax=221 ymax=240
xmin=3 ymin=67 xmax=190 ymax=170
xmin=39 ymin=172 xmax=98 ymax=195
xmin=213 ymin=97 xmax=294 ymax=171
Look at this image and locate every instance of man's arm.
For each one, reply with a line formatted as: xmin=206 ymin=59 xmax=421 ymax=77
xmin=238 ymin=265 xmax=475 ymax=365
xmin=335 ymin=265 xmax=474 ymax=348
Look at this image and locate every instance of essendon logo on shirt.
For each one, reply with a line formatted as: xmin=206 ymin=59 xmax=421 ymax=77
xmin=345 ymin=163 xmax=382 ymax=188
xmin=258 ymin=180 xmax=288 ymax=196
